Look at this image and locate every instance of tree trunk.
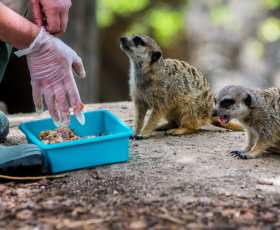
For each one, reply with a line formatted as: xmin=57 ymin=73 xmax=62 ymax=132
xmin=59 ymin=0 xmax=100 ymax=104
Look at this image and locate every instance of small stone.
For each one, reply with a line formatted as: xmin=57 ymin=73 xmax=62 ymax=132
xmin=176 ymin=167 xmax=182 ymax=171
xmin=257 ymin=180 xmax=273 ymax=185
xmin=202 ymin=161 xmax=207 ymax=163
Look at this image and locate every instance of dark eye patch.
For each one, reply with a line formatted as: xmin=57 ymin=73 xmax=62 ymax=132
xmin=221 ymin=99 xmax=235 ymax=108
xmin=133 ymin=37 xmax=145 ymax=46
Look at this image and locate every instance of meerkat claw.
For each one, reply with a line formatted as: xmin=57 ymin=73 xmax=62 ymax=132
xmin=134 ymin=135 xmax=145 ymax=140
xmin=237 ymin=153 xmax=251 ymax=160
xmin=129 ymin=135 xmax=135 ymax=140
xmin=230 ymin=150 xmax=241 ymax=155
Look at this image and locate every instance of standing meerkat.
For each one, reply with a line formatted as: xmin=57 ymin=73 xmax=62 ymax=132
xmin=212 ymin=85 xmax=280 ymax=159
xmin=120 ymin=34 xmax=244 ymax=140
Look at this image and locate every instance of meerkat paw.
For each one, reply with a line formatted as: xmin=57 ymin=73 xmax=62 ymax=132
xmin=131 ymin=135 xmax=149 ymax=140
xmin=164 ymin=129 xmax=180 ymax=136
xmin=230 ymin=150 xmax=251 ymax=160
xmin=230 ymin=150 xmax=247 ymax=155
xmin=236 ymin=153 xmax=252 ymax=160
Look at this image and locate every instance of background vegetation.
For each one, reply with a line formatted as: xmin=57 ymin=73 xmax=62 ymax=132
xmin=1 ymin=0 xmax=280 ymax=114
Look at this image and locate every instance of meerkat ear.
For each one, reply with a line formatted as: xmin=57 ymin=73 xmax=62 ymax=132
xmin=244 ymin=94 xmax=252 ymax=107
xmin=151 ymin=51 xmax=161 ymax=63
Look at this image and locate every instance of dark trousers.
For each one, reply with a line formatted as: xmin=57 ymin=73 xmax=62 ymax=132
xmin=0 ymin=41 xmax=12 ymax=83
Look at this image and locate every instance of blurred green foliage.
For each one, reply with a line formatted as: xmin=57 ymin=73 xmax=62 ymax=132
xmin=209 ymin=5 xmax=242 ymax=31
xmin=208 ymin=0 xmax=280 ymax=59
xmin=96 ymin=0 xmax=187 ymax=47
xmin=258 ymin=17 xmax=280 ymax=43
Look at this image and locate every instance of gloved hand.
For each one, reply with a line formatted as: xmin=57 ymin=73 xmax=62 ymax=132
xmin=15 ymin=27 xmax=85 ymax=127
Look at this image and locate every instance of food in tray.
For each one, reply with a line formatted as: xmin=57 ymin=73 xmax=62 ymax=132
xmin=38 ymin=127 xmax=108 ymax=145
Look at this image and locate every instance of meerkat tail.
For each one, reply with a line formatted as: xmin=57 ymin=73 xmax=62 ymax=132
xmin=211 ymin=117 xmax=244 ymax=131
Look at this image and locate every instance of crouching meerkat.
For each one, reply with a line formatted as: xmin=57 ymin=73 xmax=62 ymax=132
xmin=120 ymin=34 xmax=244 ymax=140
xmin=212 ymin=85 xmax=280 ymax=159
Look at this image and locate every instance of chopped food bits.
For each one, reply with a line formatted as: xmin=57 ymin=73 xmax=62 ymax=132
xmin=38 ymin=127 xmax=108 ymax=145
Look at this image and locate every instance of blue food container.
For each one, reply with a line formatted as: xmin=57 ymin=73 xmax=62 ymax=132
xmin=19 ymin=110 xmax=134 ymax=173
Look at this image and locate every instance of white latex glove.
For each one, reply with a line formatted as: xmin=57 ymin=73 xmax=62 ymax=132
xmin=15 ymin=27 xmax=86 ymax=127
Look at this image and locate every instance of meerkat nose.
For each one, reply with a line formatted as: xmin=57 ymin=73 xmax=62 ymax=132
xmin=211 ymin=110 xmax=217 ymax=117
xmin=120 ymin=36 xmax=126 ymax=43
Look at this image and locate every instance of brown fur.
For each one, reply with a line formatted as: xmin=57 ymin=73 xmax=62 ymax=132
xmin=120 ymin=34 xmax=244 ymax=139
xmin=212 ymin=85 xmax=280 ymax=159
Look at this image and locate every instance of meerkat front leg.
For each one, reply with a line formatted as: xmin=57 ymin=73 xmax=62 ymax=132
xmin=235 ymin=137 xmax=270 ymax=159
xmin=231 ymin=130 xmax=255 ymax=156
xmin=134 ymin=108 xmax=164 ymax=140
xmin=131 ymin=100 xmax=148 ymax=139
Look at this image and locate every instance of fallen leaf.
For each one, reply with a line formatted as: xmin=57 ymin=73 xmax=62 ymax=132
xmin=16 ymin=209 xmax=33 ymax=219
xmin=16 ymin=188 xmax=30 ymax=196
xmin=162 ymin=215 xmax=184 ymax=224
xmin=242 ymin=212 xmax=255 ymax=220
xmin=0 ymin=185 xmax=7 ymax=192
xmin=129 ymin=221 xmax=147 ymax=229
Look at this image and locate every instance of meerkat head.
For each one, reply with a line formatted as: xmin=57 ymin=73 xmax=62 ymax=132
xmin=211 ymin=85 xmax=253 ymax=124
xmin=120 ymin=34 xmax=162 ymax=70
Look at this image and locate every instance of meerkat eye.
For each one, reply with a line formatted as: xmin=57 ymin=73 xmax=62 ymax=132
xmin=133 ymin=37 xmax=145 ymax=46
xmin=221 ymin=99 xmax=235 ymax=108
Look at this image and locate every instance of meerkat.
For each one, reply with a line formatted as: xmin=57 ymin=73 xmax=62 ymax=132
xmin=212 ymin=85 xmax=280 ymax=159
xmin=120 ymin=34 xmax=244 ymax=140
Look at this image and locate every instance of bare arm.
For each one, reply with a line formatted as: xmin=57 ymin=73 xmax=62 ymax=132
xmin=0 ymin=2 xmax=40 ymax=50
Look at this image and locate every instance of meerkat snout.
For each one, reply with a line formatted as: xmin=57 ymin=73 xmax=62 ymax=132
xmin=211 ymin=110 xmax=217 ymax=117
xmin=120 ymin=36 xmax=126 ymax=42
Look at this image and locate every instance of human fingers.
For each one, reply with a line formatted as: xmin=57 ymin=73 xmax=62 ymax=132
xmin=52 ymin=79 xmax=71 ymax=127
xmin=63 ymin=75 xmax=85 ymax=125
xmin=31 ymin=80 xmax=44 ymax=114
xmin=72 ymin=52 xmax=86 ymax=79
xmin=44 ymin=4 xmax=60 ymax=34
xmin=43 ymin=81 xmax=61 ymax=127
xmin=30 ymin=0 xmax=44 ymax=27
xmin=53 ymin=11 xmax=68 ymax=35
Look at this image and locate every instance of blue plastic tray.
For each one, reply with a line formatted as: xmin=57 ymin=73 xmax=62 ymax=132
xmin=19 ymin=110 xmax=134 ymax=173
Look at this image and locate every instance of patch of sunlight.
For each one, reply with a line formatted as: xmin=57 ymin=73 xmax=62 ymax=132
xmin=258 ymin=17 xmax=280 ymax=42
xmin=261 ymin=0 xmax=280 ymax=9
xmin=96 ymin=0 xmax=149 ymax=28
xmin=245 ymin=39 xmax=264 ymax=59
xmin=124 ymin=23 xmax=149 ymax=37
xmin=144 ymin=7 xmax=184 ymax=47
xmin=209 ymin=5 xmax=243 ymax=32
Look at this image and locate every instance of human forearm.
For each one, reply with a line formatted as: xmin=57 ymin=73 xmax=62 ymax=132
xmin=0 ymin=2 xmax=40 ymax=50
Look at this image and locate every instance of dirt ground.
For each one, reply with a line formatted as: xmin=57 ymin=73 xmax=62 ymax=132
xmin=1 ymin=102 xmax=280 ymax=230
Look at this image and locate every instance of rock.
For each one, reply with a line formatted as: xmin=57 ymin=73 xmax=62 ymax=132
xmin=257 ymin=180 xmax=273 ymax=185
xmin=176 ymin=167 xmax=183 ymax=171
xmin=90 ymin=170 xmax=99 ymax=180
